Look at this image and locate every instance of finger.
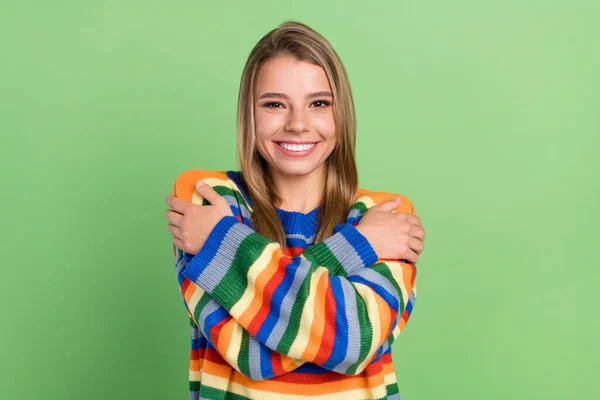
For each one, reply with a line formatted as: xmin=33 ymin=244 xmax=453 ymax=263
xmin=410 ymin=226 xmax=426 ymax=241
xmin=409 ymin=237 xmax=424 ymax=255
xmin=407 ymin=214 xmax=422 ymax=226
xmin=372 ymin=197 xmax=401 ymax=213
xmin=195 ymin=180 xmax=223 ymax=205
xmin=166 ymin=223 xmax=183 ymax=239
xmin=164 ymin=210 xmax=184 ymax=227
xmin=166 ymin=195 xmax=191 ymax=214
xmin=173 ymin=236 xmax=185 ymax=250
xmin=402 ymin=248 xmax=419 ymax=263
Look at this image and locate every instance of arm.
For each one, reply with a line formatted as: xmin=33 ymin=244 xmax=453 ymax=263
xmin=181 ymin=216 xmax=417 ymax=376
xmin=170 ymin=174 xmax=409 ymax=379
xmin=170 ymin=170 xmax=417 ymax=377
xmin=172 ymin=219 xmax=399 ymax=379
xmin=174 ymin=243 xmax=305 ymax=379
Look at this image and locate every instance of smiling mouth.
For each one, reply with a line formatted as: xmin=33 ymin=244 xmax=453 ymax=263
xmin=275 ymin=142 xmax=319 ymax=152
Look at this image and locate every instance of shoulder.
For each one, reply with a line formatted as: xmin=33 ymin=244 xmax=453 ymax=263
xmin=171 ymin=169 xmax=253 ymax=221
xmin=354 ymin=187 xmax=416 ymax=215
xmin=172 ymin=169 xmax=249 ymax=202
xmin=171 ymin=169 xmax=231 ymax=201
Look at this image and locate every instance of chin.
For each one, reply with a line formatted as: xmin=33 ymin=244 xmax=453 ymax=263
xmin=273 ymin=162 xmax=323 ymax=178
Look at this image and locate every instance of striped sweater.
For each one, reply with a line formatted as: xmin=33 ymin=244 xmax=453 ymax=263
xmin=170 ymin=169 xmax=418 ymax=399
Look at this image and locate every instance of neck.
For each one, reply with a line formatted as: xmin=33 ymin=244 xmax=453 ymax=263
xmin=270 ymin=165 xmax=325 ymax=213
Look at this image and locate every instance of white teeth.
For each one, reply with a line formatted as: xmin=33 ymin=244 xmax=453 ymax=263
xmin=277 ymin=142 xmax=316 ymax=152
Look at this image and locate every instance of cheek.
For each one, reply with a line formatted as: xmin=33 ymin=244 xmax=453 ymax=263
xmin=254 ymin=110 xmax=284 ymax=136
xmin=313 ymin=113 xmax=336 ymax=140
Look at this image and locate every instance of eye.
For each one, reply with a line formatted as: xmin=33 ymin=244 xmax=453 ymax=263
xmin=312 ymin=100 xmax=331 ymax=107
xmin=264 ymin=102 xmax=283 ymax=108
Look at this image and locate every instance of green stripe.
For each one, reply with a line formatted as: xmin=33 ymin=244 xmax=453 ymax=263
xmin=192 ymin=291 xmax=213 ymax=328
xmin=211 ymin=232 xmax=269 ymax=311
xmin=237 ymin=328 xmax=251 ymax=377
xmin=386 ymin=382 xmax=400 ymax=395
xmin=303 ymin=241 xmax=346 ymax=276
xmin=371 ymin=262 xmax=405 ymax=316
xmin=213 ymin=185 xmax=240 ymax=200
xmin=345 ymin=291 xmax=373 ymax=375
xmin=229 ymin=185 xmax=251 ymax=210
xmin=276 ymin=271 xmax=312 ymax=354
xmin=350 ymin=201 xmax=368 ymax=215
xmin=198 ymin=385 xmax=252 ymax=400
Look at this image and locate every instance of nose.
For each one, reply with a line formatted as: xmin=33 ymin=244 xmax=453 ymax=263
xmin=284 ymin=107 xmax=310 ymax=133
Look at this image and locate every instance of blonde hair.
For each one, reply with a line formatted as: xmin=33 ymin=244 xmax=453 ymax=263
xmin=237 ymin=20 xmax=358 ymax=250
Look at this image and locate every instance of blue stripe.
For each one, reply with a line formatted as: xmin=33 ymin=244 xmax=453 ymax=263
xmin=406 ymin=298 xmax=413 ymax=315
xmin=256 ymin=257 xmax=301 ymax=343
xmin=348 ymin=276 xmax=399 ymax=312
xmin=339 ymin=223 xmax=378 ymax=267
xmin=321 ymin=277 xmax=348 ymax=370
xmin=226 ymin=170 xmax=253 ymax=209
xmin=294 ymin=363 xmax=330 ymax=374
xmin=183 ymin=216 xmax=238 ymax=282
xmin=259 ymin=340 xmax=274 ymax=379
xmin=203 ymin=307 xmax=230 ymax=340
xmin=285 ymin=237 xmax=314 ymax=248
xmin=191 ymin=336 xmax=208 ymax=350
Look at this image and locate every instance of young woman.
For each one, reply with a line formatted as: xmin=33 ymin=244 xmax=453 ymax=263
xmin=164 ymin=20 xmax=426 ymax=400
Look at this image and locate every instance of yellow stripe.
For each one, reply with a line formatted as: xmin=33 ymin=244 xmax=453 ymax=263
xmin=386 ymin=260 xmax=409 ymax=312
xmin=185 ymin=283 xmax=204 ymax=326
xmin=353 ymin=283 xmax=382 ymax=373
xmin=191 ymin=177 xmax=229 ymax=205
xmin=384 ymin=371 xmax=397 ymax=386
xmin=288 ymin=266 xmax=329 ymax=359
xmin=224 ymin=321 xmax=243 ymax=372
xmin=229 ymin=242 xmax=280 ymax=320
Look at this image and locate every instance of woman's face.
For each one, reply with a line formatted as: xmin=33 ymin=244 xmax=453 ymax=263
xmin=253 ymin=56 xmax=336 ymax=180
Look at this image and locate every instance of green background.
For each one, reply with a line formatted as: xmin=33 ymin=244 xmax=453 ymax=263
xmin=2 ymin=1 xmax=598 ymax=399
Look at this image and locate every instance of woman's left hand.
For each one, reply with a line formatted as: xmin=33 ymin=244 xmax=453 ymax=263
xmin=164 ymin=180 xmax=234 ymax=255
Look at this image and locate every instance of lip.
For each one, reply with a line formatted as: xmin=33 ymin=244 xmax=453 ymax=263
xmin=273 ymin=141 xmax=319 ymax=158
xmin=274 ymin=140 xmax=319 ymax=145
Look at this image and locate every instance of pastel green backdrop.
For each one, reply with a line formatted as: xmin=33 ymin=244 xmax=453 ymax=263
xmin=1 ymin=1 xmax=598 ymax=399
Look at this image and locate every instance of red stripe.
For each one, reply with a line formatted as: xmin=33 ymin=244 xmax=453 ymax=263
xmin=208 ymin=316 xmax=228 ymax=353
xmin=247 ymin=256 xmax=290 ymax=335
xmin=270 ymin=352 xmax=286 ymax=376
xmin=313 ymin=281 xmax=336 ymax=365
xmin=203 ymin=347 xmax=231 ymax=366
xmin=181 ymin=278 xmax=191 ymax=293
xmin=269 ymin=358 xmax=385 ymax=384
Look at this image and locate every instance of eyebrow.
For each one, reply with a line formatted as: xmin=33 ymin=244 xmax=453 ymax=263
xmin=258 ymin=91 xmax=333 ymax=100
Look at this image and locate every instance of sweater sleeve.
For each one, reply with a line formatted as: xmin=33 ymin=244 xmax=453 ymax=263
xmin=173 ymin=222 xmax=387 ymax=379
xmin=174 ymin=243 xmax=304 ymax=379
xmin=170 ymin=171 xmax=402 ymax=379
xmin=181 ymin=216 xmax=417 ymax=376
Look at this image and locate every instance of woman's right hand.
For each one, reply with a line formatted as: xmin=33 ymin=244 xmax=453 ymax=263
xmin=355 ymin=198 xmax=426 ymax=263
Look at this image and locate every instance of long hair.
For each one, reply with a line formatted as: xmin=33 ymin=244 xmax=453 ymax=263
xmin=237 ymin=20 xmax=358 ymax=250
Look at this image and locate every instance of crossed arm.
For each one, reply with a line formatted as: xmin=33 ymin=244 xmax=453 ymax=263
xmin=170 ymin=183 xmax=417 ymax=380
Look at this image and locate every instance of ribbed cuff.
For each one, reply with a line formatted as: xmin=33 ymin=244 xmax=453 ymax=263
xmin=306 ymin=223 xmax=378 ymax=276
xmin=183 ymin=215 xmax=247 ymax=286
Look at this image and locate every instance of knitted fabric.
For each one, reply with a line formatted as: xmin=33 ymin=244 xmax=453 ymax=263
xmin=171 ymin=169 xmax=417 ymax=399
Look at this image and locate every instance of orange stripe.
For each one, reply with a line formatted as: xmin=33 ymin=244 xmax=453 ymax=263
xmin=175 ymin=169 xmax=230 ymax=202
xmin=237 ymin=248 xmax=281 ymax=327
xmin=215 ymin=317 xmax=235 ymax=359
xmin=300 ymin=271 xmax=328 ymax=362
xmin=313 ymin=280 xmax=336 ymax=365
xmin=373 ymin=290 xmax=392 ymax=345
xmin=198 ymin=359 xmax=386 ymax=395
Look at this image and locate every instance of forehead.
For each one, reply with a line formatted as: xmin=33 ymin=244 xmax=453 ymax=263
xmin=255 ymin=57 xmax=331 ymax=95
